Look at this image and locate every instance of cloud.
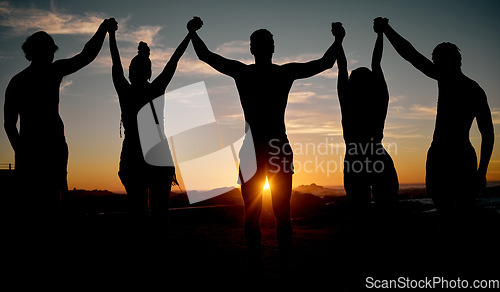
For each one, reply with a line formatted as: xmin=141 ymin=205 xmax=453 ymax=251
xmin=288 ymin=81 xmax=337 ymax=104
xmin=382 ymin=131 xmax=423 ymax=139
xmin=0 ymin=1 xmax=104 ymax=35
xmin=286 ymin=119 xmax=342 ymax=136
xmin=389 ymin=103 xmax=437 ymax=120
xmin=318 ymin=69 xmax=338 ymax=79
xmin=285 ymin=109 xmax=342 ymax=136
xmin=288 ymin=91 xmax=316 ymax=104
xmin=117 ymin=22 xmax=162 ymax=46
xmin=490 ymin=108 xmax=500 ymax=125
xmin=0 ymin=1 xmax=162 ymax=45
xmin=0 ymin=52 xmax=13 ymax=62
xmin=176 ymin=57 xmax=224 ymax=77
xmin=215 ymin=40 xmax=250 ymax=56
xmin=409 ymin=104 xmax=437 ymax=118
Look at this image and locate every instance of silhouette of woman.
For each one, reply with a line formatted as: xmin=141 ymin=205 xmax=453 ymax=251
xmin=334 ymin=21 xmax=399 ymax=214
xmin=108 ymin=23 xmax=190 ymax=223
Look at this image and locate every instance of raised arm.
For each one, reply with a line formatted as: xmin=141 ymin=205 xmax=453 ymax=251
xmin=151 ymin=33 xmax=191 ymax=95
xmin=55 ymin=18 xmax=117 ymax=76
xmin=476 ymin=89 xmax=495 ymax=189
xmin=371 ymin=19 xmax=389 ymax=101
xmin=108 ymin=25 xmax=129 ymax=95
xmin=188 ymin=17 xmax=245 ymax=78
xmin=372 ymin=19 xmax=384 ymax=76
xmin=334 ymin=24 xmax=348 ymax=102
xmin=4 ymin=79 xmax=20 ymax=151
xmin=283 ymin=22 xmax=344 ymax=80
xmin=377 ymin=17 xmax=438 ymax=80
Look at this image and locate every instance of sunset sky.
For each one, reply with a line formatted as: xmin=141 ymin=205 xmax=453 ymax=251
xmin=1 ymin=0 xmax=499 ymax=193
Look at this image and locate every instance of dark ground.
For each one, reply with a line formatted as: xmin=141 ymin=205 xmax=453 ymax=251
xmin=3 ymin=187 xmax=500 ymax=289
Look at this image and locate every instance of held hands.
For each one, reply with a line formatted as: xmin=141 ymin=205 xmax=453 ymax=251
xmin=103 ymin=18 xmax=118 ymax=33
xmin=331 ymin=22 xmax=345 ymax=40
xmin=187 ymin=16 xmax=203 ymax=32
xmin=373 ymin=17 xmax=388 ymax=34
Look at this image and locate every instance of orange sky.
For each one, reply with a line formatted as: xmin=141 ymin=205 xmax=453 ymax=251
xmin=1 ymin=1 xmax=500 ymax=193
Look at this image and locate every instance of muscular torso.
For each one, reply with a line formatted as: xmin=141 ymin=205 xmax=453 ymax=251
xmin=433 ymin=75 xmax=482 ymax=147
xmin=234 ymin=64 xmax=294 ymax=144
xmin=11 ymin=64 xmax=65 ymax=142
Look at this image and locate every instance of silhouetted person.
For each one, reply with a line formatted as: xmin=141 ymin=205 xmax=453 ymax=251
xmin=187 ymin=17 xmax=343 ymax=259
xmin=376 ymin=18 xmax=494 ymax=220
xmin=3 ymin=18 xmax=117 ymax=271
xmin=335 ymin=20 xmax=399 ymax=217
xmin=109 ymin=22 xmax=190 ymax=228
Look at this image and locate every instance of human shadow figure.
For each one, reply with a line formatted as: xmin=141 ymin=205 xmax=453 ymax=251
xmin=334 ymin=21 xmax=399 ymax=220
xmin=187 ymin=17 xmax=343 ymax=261
xmin=108 ymin=22 xmax=190 ymax=233
xmin=4 ymin=18 xmax=117 ymax=271
xmin=376 ymin=17 xmax=494 ymax=225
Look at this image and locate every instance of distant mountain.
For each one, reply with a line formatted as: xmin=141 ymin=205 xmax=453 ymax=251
xmin=68 ymin=189 xmax=121 ymax=197
xmin=294 ymin=183 xmax=345 ymax=197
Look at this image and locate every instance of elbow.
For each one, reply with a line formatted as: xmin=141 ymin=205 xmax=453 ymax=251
xmin=82 ymin=46 xmax=101 ymax=64
xmin=195 ymin=49 xmax=215 ymax=63
xmin=323 ymin=57 xmax=336 ymax=69
xmin=80 ymin=55 xmax=96 ymax=68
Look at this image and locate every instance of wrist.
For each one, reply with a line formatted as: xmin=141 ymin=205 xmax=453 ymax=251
xmin=98 ymin=24 xmax=108 ymax=35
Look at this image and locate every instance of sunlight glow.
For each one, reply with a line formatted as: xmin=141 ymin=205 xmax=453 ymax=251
xmin=263 ymin=179 xmax=270 ymax=190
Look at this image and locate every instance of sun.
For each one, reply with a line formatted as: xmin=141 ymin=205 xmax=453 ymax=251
xmin=263 ymin=179 xmax=270 ymax=190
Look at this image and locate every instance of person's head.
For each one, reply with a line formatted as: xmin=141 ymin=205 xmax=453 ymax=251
xmin=432 ymin=42 xmax=461 ymax=73
xmin=250 ymin=29 xmax=274 ymax=59
xmin=22 ymin=31 xmax=58 ymax=64
xmin=129 ymin=41 xmax=152 ymax=85
xmin=349 ymin=67 xmax=376 ymax=93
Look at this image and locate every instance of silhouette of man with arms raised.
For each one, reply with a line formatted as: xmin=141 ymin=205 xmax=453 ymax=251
xmin=376 ymin=18 xmax=494 ymax=220
xmin=4 ymin=18 xmax=117 ymax=269
xmin=187 ymin=17 xmax=344 ymax=260
xmin=335 ymin=20 xmax=399 ymax=219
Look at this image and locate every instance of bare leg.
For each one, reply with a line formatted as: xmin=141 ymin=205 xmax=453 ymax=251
xmin=268 ymin=172 xmax=293 ymax=256
xmin=241 ymin=172 xmax=265 ymax=254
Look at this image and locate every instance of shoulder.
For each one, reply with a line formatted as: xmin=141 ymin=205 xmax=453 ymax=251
xmin=7 ymin=69 xmax=29 ymax=89
xmin=461 ymin=75 xmax=485 ymax=96
xmin=274 ymin=63 xmax=287 ymax=71
xmin=459 ymin=76 xmax=488 ymax=111
xmin=235 ymin=63 xmax=254 ymax=76
xmin=271 ymin=63 xmax=296 ymax=76
xmin=278 ymin=63 xmax=293 ymax=70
